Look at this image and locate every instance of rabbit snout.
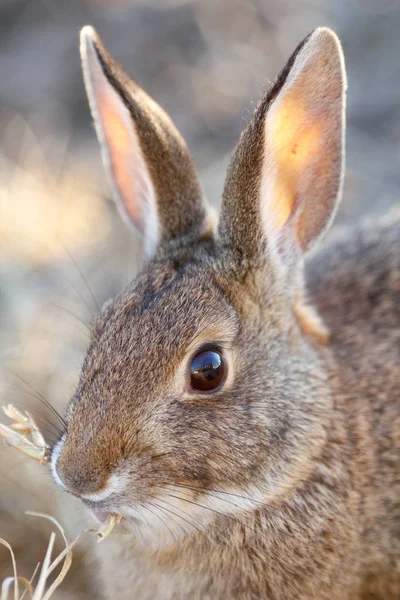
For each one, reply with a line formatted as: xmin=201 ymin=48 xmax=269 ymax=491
xmin=51 ymin=433 xmax=119 ymax=499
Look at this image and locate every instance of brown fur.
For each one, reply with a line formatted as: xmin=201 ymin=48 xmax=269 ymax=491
xmin=52 ymin=27 xmax=400 ymax=599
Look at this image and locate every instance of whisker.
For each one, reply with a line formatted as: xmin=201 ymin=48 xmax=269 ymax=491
xmin=162 ymin=490 xmax=262 ymax=541
xmin=48 ymin=306 xmax=91 ymax=340
xmin=6 ymin=370 xmax=67 ymax=428
xmin=53 ymin=317 xmax=90 ymax=340
xmin=49 ymin=304 xmax=90 ymax=332
xmin=0 ymin=389 xmax=64 ymax=438
xmin=151 ymin=495 xmax=224 ymax=549
xmin=148 ymin=496 xmax=211 ymax=544
xmin=62 ymin=246 xmax=100 ymax=313
xmin=22 ymin=419 xmax=61 ymax=443
xmin=137 ymin=504 xmax=151 ymax=530
xmin=172 ymin=482 xmax=265 ymax=510
xmin=147 ymin=500 xmax=188 ymax=539
xmin=127 ymin=504 xmax=147 ymax=545
xmin=144 ymin=500 xmax=178 ymax=543
xmin=60 ymin=270 xmax=95 ymax=319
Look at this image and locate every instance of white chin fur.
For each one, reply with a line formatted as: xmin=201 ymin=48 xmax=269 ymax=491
xmin=50 ymin=434 xmax=66 ymax=490
xmin=81 ymin=472 xmax=129 ymax=502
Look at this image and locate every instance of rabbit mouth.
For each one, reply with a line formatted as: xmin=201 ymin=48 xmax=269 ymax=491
xmin=90 ymin=508 xmax=139 ymax=531
xmin=91 ymin=508 xmax=110 ymax=523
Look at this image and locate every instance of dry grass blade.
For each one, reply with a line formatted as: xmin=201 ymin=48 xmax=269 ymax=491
xmin=20 ymin=564 xmax=40 ymax=600
xmin=0 ymin=513 xmax=93 ymax=599
xmin=0 ymin=538 xmax=19 ymax=600
xmin=25 ymin=512 xmax=90 ymax=600
xmin=96 ymin=513 xmax=122 ymax=542
xmin=0 ymin=405 xmax=49 ymax=464
xmin=31 ymin=533 xmax=55 ymax=600
xmin=1 ymin=578 xmax=16 ymax=600
xmin=11 ymin=579 xmax=32 ymax=600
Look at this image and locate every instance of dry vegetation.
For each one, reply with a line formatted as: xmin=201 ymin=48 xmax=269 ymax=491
xmin=0 ymin=403 xmax=124 ymax=598
xmin=1 ymin=512 xmax=90 ymax=600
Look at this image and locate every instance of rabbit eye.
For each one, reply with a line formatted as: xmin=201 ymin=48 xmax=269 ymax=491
xmin=189 ymin=347 xmax=226 ymax=392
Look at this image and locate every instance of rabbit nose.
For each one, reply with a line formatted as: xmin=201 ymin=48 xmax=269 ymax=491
xmin=50 ymin=435 xmax=111 ymax=499
xmin=55 ymin=461 xmax=108 ymax=499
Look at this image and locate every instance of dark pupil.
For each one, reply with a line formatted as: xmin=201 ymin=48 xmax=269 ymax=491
xmin=190 ymin=349 xmax=225 ymax=391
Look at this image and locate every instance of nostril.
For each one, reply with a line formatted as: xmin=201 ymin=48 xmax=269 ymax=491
xmin=55 ymin=467 xmax=110 ymax=499
xmin=56 ymin=466 xmax=109 ymax=499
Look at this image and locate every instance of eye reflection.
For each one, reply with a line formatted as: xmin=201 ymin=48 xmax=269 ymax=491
xmin=189 ymin=348 xmax=226 ymax=392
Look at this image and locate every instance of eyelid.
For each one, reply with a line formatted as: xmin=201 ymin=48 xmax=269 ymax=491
xmin=188 ymin=339 xmax=229 ymax=358
xmin=183 ymin=313 xmax=239 ymax=359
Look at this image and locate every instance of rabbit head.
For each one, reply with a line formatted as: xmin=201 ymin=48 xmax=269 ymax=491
xmin=51 ymin=26 xmax=346 ymax=543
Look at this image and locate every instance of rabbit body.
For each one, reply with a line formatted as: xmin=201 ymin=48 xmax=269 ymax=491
xmin=92 ymin=213 xmax=400 ymax=600
xmin=50 ymin=26 xmax=400 ymax=600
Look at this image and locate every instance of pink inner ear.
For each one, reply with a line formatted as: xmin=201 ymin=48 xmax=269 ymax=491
xmin=85 ymin=37 xmax=157 ymax=240
xmin=96 ymin=83 xmax=144 ymax=229
xmin=263 ymin=91 xmax=324 ymax=242
xmin=262 ymin=35 xmax=344 ymax=252
xmin=268 ymin=94 xmax=323 ymax=232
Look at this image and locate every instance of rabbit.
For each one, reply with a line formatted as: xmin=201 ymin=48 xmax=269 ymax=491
xmin=48 ymin=25 xmax=400 ymax=600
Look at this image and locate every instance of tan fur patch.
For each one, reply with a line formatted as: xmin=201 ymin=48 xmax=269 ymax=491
xmin=294 ymin=298 xmax=330 ymax=345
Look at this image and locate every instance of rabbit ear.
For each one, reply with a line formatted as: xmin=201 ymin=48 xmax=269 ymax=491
xmin=80 ymin=26 xmax=212 ymax=258
xmin=219 ymin=28 xmax=346 ymax=262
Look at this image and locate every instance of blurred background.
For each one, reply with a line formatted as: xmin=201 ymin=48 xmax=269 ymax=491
xmin=0 ymin=0 xmax=400 ymax=596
